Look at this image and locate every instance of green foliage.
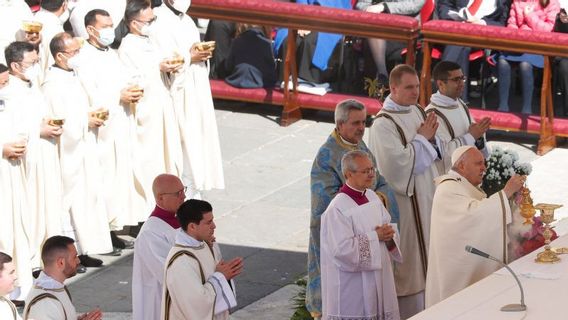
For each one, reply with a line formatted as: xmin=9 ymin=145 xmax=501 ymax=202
xmin=290 ymin=279 xmax=313 ymax=320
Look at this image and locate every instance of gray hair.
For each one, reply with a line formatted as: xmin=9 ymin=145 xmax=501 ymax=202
xmin=334 ymin=99 xmax=366 ymax=125
xmin=341 ymin=150 xmax=370 ymax=176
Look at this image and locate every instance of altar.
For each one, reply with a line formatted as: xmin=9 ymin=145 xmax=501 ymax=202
xmin=410 ymin=233 xmax=568 ymax=319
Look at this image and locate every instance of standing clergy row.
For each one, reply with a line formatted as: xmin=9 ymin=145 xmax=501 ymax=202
xmin=0 ymin=0 xmax=225 ymax=299
xmin=311 ymin=61 xmax=505 ymax=320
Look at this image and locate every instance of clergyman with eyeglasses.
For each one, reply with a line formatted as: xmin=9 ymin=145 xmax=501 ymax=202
xmin=425 ymin=60 xmax=491 ymax=174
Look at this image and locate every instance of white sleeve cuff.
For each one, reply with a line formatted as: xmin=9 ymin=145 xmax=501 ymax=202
xmin=462 ymin=133 xmax=475 ymax=146
xmin=208 ymin=272 xmax=237 ymax=315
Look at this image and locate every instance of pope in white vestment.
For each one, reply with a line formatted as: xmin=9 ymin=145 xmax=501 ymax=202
xmin=76 ymin=29 xmax=145 ymax=228
xmin=118 ymin=30 xmax=184 ymax=216
xmin=41 ymin=54 xmax=112 ymax=255
xmin=162 ymin=229 xmax=237 ymax=320
xmin=425 ymin=146 xmax=524 ymax=307
xmin=24 ymin=271 xmax=77 ymax=320
xmin=321 ymin=181 xmax=402 ymax=320
xmin=151 ymin=2 xmax=225 ymax=194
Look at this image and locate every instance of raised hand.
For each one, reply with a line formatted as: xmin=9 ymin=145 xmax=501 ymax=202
xmin=417 ymin=111 xmax=439 ymax=141
xmin=468 ymin=117 xmax=491 ymax=139
xmin=215 ymin=257 xmax=244 ymax=280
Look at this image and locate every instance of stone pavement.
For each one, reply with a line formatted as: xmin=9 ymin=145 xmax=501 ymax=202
xmin=59 ymin=103 xmax=566 ymax=320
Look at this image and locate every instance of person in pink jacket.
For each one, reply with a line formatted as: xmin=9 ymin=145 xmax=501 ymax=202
xmin=497 ymin=0 xmax=560 ymax=114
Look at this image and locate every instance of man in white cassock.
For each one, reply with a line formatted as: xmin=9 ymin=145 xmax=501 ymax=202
xmin=0 ymin=252 xmax=22 ymax=320
xmin=42 ymin=33 xmax=113 ymax=264
xmin=161 ymin=199 xmax=242 ymax=320
xmin=425 ymin=61 xmax=491 ymax=174
xmin=69 ymin=0 xmax=126 ymax=39
xmin=0 ymin=63 xmax=34 ymax=302
xmin=0 ymin=0 xmax=33 ymax=64
xmin=368 ymin=64 xmax=440 ymax=318
xmin=425 ymin=146 xmax=525 ymax=307
xmin=132 ymin=174 xmax=185 ymax=320
xmin=4 ymin=41 xmax=63 ymax=275
xmin=75 ymin=9 xmax=146 ymax=234
xmin=24 ymin=236 xmax=102 ymax=320
xmin=320 ymin=150 xmax=402 ymax=320
xmin=151 ymin=0 xmax=225 ymax=196
xmin=117 ymin=1 xmax=184 ymax=215
xmin=34 ymin=0 xmax=69 ymax=80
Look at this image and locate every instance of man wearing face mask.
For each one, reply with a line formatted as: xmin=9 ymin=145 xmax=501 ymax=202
xmin=41 ymin=32 xmax=113 ymax=272
xmin=3 ymin=41 xmax=64 ymax=299
xmin=69 ymin=0 xmax=126 ymax=39
xmin=34 ymin=0 xmax=70 ymax=82
xmin=115 ymin=0 xmax=184 ymax=216
xmin=151 ymin=0 xmax=225 ymax=198
xmin=75 ymin=9 xmax=144 ymax=253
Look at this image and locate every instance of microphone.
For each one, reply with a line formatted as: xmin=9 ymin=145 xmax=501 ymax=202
xmin=465 ymin=245 xmax=527 ymax=312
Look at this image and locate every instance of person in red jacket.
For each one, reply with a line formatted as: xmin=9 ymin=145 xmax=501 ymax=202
xmin=497 ymin=0 xmax=560 ymax=114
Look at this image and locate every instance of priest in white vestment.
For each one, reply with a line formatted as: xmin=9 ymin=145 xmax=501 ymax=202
xmin=161 ymin=199 xmax=242 ymax=320
xmin=368 ymin=64 xmax=440 ymax=318
xmin=0 ymin=252 xmax=22 ymax=320
xmin=425 ymin=146 xmax=525 ymax=307
xmin=24 ymin=236 xmax=102 ymax=320
xmin=0 ymin=0 xmax=33 ymax=64
xmin=151 ymin=0 xmax=225 ymax=195
xmin=0 ymin=63 xmax=34 ymax=301
xmin=42 ymin=33 xmax=113 ymax=258
xmin=425 ymin=61 xmax=491 ymax=174
xmin=132 ymin=174 xmax=185 ymax=320
xmin=321 ymin=150 xmax=402 ymax=320
xmin=34 ymin=0 xmax=69 ymax=81
xmin=117 ymin=1 xmax=184 ymax=215
xmin=75 ymin=9 xmax=146 ymax=230
xmin=4 ymin=42 xmax=64 ymax=272
xmin=69 ymin=0 xmax=126 ymax=39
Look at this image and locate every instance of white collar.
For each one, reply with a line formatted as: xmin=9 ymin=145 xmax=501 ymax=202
xmin=338 ymin=133 xmax=358 ymax=146
xmin=382 ymin=96 xmax=413 ymax=112
xmin=175 ymin=229 xmax=203 ymax=247
xmin=34 ymin=271 xmax=64 ymax=290
xmin=430 ymin=91 xmax=459 ymax=107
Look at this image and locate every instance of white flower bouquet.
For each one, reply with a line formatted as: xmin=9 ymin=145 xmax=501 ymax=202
xmin=481 ymin=146 xmax=532 ymax=196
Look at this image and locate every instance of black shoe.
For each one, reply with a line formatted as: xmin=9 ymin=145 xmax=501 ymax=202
xmin=79 ymin=255 xmax=103 ymax=268
xmin=101 ymin=247 xmax=123 ymax=256
xmin=111 ymin=231 xmax=133 ymax=249
xmin=76 ymin=264 xmax=87 ymax=274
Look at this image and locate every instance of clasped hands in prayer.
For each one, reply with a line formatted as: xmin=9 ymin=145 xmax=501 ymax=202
xmin=77 ymin=308 xmax=102 ymax=320
xmin=376 ymin=224 xmax=395 ymax=242
xmin=215 ymin=257 xmax=244 ymax=281
xmin=468 ymin=117 xmax=491 ymax=140
xmin=418 ymin=112 xmax=439 ymax=142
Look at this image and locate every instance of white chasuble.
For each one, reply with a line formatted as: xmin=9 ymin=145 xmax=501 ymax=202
xmin=24 ymin=272 xmax=77 ymax=320
xmin=7 ymin=76 xmax=63 ymax=269
xmin=151 ymin=5 xmax=224 ymax=192
xmin=41 ymin=66 xmax=112 ymax=255
xmin=425 ymin=171 xmax=511 ymax=307
xmin=368 ymin=98 xmax=439 ymax=296
xmin=132 ymin=216 xmax=177 ymax=320
xmin=321 ymin=191 xmax=401 ymax=320
xmin=0 ymin=89 xmax=33 ymax=300
xmin=118 ymin=34 xmax=183 ymax=217
xmin=0 ymin=297 xmax=21 ymax=320
xmin=69 ymin=0 xmax=127 ymax=39
xmin=426 ymin=92 xmax=488 ymax=174
xmin=75 ymin=42 xmax=145 ymax=228
xmin=161 ymin=231 xmax=236 ymax=320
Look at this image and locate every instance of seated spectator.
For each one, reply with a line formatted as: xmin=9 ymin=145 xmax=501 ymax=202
xmin=225 ymin=24 xmax=277 ymax=88
xmin=436 ymin=0 xmax=510 ymax=101
xmin=356 ymin=0 xmax=425 ymax=88
xmin=497 ymin=0 xmax=559 ymax=114
xmin=204 ymin=20 xmax=237 ymax=79
xmin=273 ymin=0 xmax=353 ymax=84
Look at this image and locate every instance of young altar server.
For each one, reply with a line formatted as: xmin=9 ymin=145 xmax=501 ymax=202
xmin=0 ymin=252 xmax=21 ymax=320
xmin=320 ymin=150 xmax=402 ymax=320
xmin=161 ymin=199 xmax=243 ymax=320
xmin=425 ymin=146 xmax=524 ymax=307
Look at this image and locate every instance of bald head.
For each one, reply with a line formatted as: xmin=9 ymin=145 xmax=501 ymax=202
xmin=152 ymin=174 xmax=185 ymax=212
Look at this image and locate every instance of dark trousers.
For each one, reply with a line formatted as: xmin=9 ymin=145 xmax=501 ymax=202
xmin=204 ymin=20 xmax=237 ymax=79
xmin=557 ymin=58 xmax=568 ymax=115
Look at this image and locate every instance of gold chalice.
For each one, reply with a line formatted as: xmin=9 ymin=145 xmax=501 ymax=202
xmin=534 ymin=203 xmax=563 ymax=264
xmin=22 ymin=21 xmax=43 ymax=34
xmin=49 ymin=118 xmax=65 ymax=127
xmin=519 ymin=187 xmax=536 ymax=225
xmin=95 ymin=110 xmax=109 ymax=121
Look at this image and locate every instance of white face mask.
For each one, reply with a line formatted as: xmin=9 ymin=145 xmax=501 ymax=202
xmin=66 ymin=55 xmax=81 ymax=70
xmin=97 ymin=27 xmax=115 ymax=47
xmin=139 ymin=22 xmax=154 ymax=36
xmin=171 ymin=0 xmax=191 ymax=13
xmin=59 ymin=8 xmax=70 ymax=24
xmin=23 ymin=64 xmax=40 ymax=81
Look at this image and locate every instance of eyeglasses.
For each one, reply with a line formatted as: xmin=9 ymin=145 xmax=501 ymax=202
xmin=443 ymin=75 xmax=467 ymax=83
xmin=160 ymin=186 xmax=187 ymax=197
xmin=136 ymin=16 xmax=157 ymax=25
xmin=354 ymin=167 xmax=377 ymax=175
